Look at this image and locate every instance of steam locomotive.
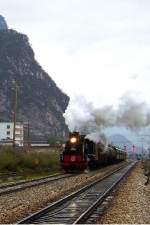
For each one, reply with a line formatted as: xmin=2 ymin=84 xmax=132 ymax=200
xmin=60 ymin=132 xmax=126 ymax=172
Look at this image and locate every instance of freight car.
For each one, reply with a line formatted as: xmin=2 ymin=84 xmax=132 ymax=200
xmin=60 ymin=132 xmax=126 ymax=172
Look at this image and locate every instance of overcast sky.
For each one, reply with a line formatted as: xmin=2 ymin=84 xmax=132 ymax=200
xmin=1 ymin=0 xmax=150 ymax=107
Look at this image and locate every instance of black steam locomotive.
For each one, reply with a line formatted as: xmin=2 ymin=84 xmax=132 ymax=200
xmin=60 ymin=132 xmax=126 ymax=172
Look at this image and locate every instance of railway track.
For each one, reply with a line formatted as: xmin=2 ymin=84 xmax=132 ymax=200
xmin=0 ymin=173 xmax=74 ymax=196
xmin=0 ymin=172 xmax=18 ymax=178
xmin=18 ymin=161 xmax=136 ymax=224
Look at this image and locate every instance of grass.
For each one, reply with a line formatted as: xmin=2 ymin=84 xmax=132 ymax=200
xmin=0 ymin=146 xmax=62 ymax=180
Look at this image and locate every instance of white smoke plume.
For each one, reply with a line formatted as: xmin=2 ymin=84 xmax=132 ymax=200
xmin=86 ymin=132 xmax=108 ymax=145
xmin=64 ymin=94 xmax=150 ymax=143
xmin=64 ymin=96 xmax=116 ymax=133
xmin=117 ymin=95 xmax=149 ymax=129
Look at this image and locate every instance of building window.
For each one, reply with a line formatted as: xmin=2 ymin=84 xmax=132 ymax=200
xmin=7 ymin=125 xmax=10 ymax=129
xmin=7 ymin=131 xmax=10 ymax=135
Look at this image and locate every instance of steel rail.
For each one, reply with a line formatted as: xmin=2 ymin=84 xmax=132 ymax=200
xmin=0 ymin=173 xmax=73 ymax=196
xmin=0 ymin=173 xmax=62 ymax=189
xmin=73 ymin=161 xmax=136 ymax=224
xmin=18 ymin=162 xmax=135 ymax=224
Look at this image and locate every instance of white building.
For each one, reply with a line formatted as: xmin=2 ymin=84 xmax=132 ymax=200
xmin=0 ymin=122 xmax=24 ymax=146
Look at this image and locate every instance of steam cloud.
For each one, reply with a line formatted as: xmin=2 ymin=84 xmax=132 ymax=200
xmin=64 ymin=94 xmax=150 ymax=143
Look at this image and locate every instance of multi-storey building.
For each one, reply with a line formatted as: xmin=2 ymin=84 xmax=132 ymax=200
xmin=0 ymin=122 xmax=24 ymax=146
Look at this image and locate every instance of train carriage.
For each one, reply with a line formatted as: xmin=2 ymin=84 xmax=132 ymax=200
xmin=60 ymin=132 xmax=127 ymax=172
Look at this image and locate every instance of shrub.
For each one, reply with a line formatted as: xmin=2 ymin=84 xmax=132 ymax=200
xmin=143 ymin=159 xmax=150 ymax=176
xmin=0 ymin=148 xmax=19 ymax=171
xmin=0 ymin=148 xmax=61 ymax=173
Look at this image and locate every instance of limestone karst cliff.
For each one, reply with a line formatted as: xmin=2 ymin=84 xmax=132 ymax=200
xmin=0 ymin=27 xmax=69 ymax=141
xmin=0 ymin=15 xmax=8 ymax=30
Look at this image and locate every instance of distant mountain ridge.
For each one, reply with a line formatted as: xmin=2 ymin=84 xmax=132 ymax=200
xmin=108 ymin=134 xmax=133 ymax=150
xmin=108 ymin=134 xmax=143 ymax=153
xmin=0 ymin=26 xmax=69 ymax=140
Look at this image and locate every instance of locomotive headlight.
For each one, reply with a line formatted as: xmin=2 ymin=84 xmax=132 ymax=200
xmin=70 ymin=137 xmax=77 ymax=144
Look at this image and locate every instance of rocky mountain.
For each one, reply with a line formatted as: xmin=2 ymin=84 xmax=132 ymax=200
xmin=0 ymin=15 xmax=8 ymax=30
xmin=0 ymin=25 xmax=69 ymax=141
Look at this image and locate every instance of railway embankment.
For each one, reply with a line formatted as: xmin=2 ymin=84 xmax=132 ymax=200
xmin=97 ymin=162 xmax=150 ymax=224
xmin=0 ymin=162 xmax=126 ymax=224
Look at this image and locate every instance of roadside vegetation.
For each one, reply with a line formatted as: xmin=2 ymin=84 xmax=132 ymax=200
xmin=0 ymin=146 xmax=61 ymax=182
xmin=142 ymin=158 xmax=150 ymax=185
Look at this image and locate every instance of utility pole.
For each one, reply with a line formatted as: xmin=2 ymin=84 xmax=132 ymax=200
xmin=141 ymin=137 xmax=144 ymax=156
xmin=12 ymin=82 xmax=18 ymax=148
xmin=27 ymin=120 xmax=30 ymax=150
xmin=24 ymin=121 xmax=31 ymax=151
xmin=132 ymin=144 xmax=136 ymax=160
xmin=138 ymin=134 xmax=150 ymax=160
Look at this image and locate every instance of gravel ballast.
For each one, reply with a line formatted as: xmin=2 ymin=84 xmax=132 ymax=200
xmin=0 ymin=163 xmax=126 ymax=224
xmin=97 ymin=162 xmax=150 ymax=224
